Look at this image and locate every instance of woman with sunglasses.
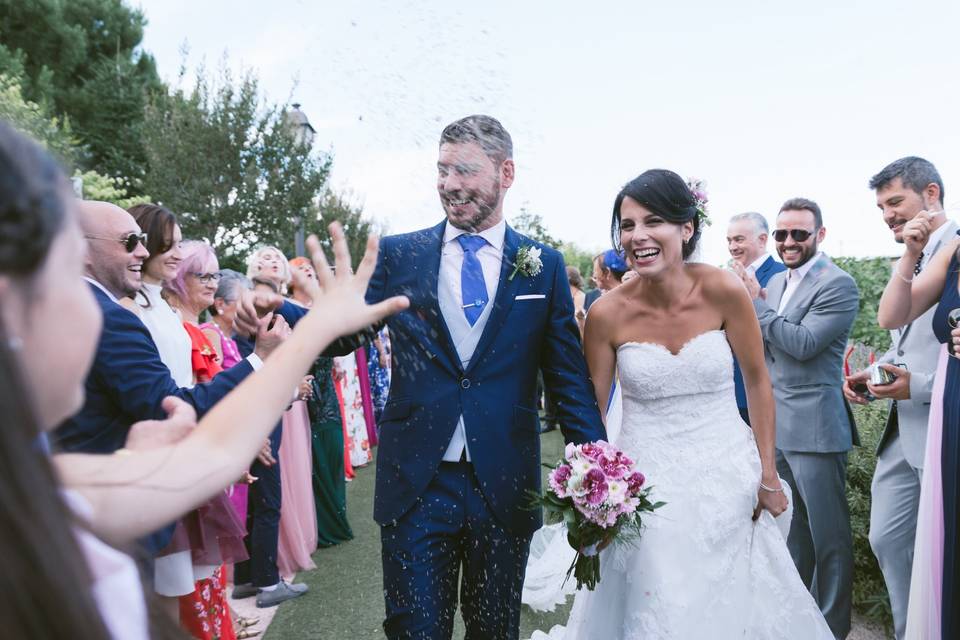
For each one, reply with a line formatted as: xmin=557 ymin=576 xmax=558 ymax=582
xmin=877 ymin=210 xmax=960 ymax=640
xmin=0 ymin=120 xmax=406 ymax=639
xmin=128 ymin=205 xmax=216 ymax=623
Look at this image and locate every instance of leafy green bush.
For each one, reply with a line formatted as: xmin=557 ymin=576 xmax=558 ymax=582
xmin=835 ymin=256 xmax=895 ymax=631
xmin=834 ymin=256 xmax=894 ymax=354
xmin=847 ymin=402 xmax=893 ymax=629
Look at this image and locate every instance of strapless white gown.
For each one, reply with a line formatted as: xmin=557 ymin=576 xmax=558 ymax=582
xmin=529 ymin=330 xmax=832 ymax=640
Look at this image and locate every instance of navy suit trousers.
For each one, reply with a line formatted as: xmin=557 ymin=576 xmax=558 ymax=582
xmin=235 ymin=423 xmax=283 ymax=587
xmin=380 ymin=461 xmax=532 ymax=640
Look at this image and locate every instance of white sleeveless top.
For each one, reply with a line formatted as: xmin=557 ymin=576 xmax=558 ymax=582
xmin=64 ymin=490 xmax=149 ymax=640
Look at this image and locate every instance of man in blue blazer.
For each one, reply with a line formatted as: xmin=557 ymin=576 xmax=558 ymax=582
xmin=54 ymin=202 xmax=279 ymax=556
xmin=367 ymin=116 xmax=606 ymax=639
xmin=726 ymin=212 xmax=786 ymax=424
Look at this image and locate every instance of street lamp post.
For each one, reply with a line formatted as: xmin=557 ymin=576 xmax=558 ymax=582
xmin=284 ymin=103 xmax=317 ymax=257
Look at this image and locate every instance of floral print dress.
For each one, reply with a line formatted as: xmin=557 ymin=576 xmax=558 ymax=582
xmin=334 ymin=353 xmax=372 ymax=467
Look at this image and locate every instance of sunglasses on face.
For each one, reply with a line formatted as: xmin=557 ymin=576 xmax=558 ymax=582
xmin=772 ymin=229 xmax=815 ymax=243
xmin=191 ymin=272 xmax=222 ymax=284
xmin=85 ymin=232 xmax=148 ymax=252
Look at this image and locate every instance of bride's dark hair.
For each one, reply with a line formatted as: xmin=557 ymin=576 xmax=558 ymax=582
xmin=611 ymin=169 xmax=701 ymax=260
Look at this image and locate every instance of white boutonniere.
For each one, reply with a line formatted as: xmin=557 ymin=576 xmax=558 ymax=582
xmin=509 ymin=245 xmax=543 ymax=281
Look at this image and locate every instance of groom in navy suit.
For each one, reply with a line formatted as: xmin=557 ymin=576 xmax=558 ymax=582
xmin=726 ymin=212 xmax=786 ymax=424
xmin=246 ymin=116 xmax=606 ymax=637
xmin=371 ymin=116 xmax=605 ymax=639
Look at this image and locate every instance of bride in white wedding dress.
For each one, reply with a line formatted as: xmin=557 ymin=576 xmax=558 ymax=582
xmin=529 ymin=170 xmax=832 ymax=640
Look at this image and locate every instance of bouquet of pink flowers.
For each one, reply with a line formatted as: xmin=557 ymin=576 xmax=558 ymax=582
xmin=531 ymin=440 xmax=663 ymax=590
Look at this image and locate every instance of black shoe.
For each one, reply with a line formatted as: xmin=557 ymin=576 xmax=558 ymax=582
xmin=232 ymin=583 xmax=258 ymax=599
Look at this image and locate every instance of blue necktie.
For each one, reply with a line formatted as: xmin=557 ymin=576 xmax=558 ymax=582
xmin=458 ymin=234 xmax=488 ymax=326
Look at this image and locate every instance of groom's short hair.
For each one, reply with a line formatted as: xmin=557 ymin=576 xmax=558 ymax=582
xmin=440 ymin=115 xmax=513 ymax=166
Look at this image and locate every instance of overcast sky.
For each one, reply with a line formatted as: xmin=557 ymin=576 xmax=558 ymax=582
xmin=135 ymin=0 xmax=960 ymax=265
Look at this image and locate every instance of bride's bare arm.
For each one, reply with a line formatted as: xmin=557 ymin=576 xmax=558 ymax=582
xmin=710 ymin=270 xmax=786 ymax=516
xmin=583 ymin=297 xmax=617 ymax=420
xmin=54 ymin=225 xmax=409 ymax=546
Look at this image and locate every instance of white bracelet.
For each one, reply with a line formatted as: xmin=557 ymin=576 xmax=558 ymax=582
xmin=894 ymin=259 xmax=915 ymax=284
xmin=759 ymin=481 xmax=784 ymax=493
xmin=894 ymin=270 xmax=914 ymax=284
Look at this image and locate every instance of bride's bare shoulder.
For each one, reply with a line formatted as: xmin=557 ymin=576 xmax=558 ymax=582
xmin=689 ymin=264 xmax=748 ymax=300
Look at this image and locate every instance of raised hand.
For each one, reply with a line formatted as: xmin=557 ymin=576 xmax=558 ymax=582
xmin=234 ymin=288 xmax=285 ymax=338
xmin=298 ymin=223 xmax=409 ymax=340
xmin=253 ymin=312 xmax=290 ymax=361
xmin=902 ymin=211 xmax=933 ymax=257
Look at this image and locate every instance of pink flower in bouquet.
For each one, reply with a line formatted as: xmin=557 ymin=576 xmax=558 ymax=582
xmin=582 ymin=468 xmax=609 ymax=505
xmin=550 ymin=464 xmax=573 ymax=497
xmin=627 ymin=471 xmax=646 ymax=494
xmin=580 ymin=442 xmax=605 ymax=461
xmin=599 ymin=450 xmax=633 ymax=479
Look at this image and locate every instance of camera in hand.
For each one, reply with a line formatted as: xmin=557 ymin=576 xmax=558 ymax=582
xmin=868 ymin=363 xmax=899 ymax=386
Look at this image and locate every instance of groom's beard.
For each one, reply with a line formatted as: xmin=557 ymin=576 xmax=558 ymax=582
xmin=441 ymin=176 xmax=501 ymax=232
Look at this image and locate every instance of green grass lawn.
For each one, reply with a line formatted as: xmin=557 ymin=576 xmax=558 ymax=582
xmin=264 ymin=430 xmax=572 ymax=639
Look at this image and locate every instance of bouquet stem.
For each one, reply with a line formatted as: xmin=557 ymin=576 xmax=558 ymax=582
xmin=567 ymin=552 xmax=601 ymax=591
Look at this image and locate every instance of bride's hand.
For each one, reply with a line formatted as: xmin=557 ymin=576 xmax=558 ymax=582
xmin=753 ymin=480 xmax=788 ymax=520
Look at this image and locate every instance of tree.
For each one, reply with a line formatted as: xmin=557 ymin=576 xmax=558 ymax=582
xmin=511 ymin=205 xmax=561 ymax=249
xmin=0 ymin=72 xmax=75 ymax=163
xmin=314 ymin=189 xmax=384 ymax=270
xmin=73 ymin=169 xmax=149 ymax=209
xmin=0 ymin=0 xmax=162 ymax=180
xmin=141 ymin=64 xmax=331 ymax=268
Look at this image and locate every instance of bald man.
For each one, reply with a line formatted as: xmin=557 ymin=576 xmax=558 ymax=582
xmin=54 ymin=201 xmax=280 ymax=546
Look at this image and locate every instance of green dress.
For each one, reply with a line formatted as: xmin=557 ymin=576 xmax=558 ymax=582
xmin=307 ymin=356 xmax=354 ymax=546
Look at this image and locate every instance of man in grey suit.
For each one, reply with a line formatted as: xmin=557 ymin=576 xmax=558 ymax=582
xmin=843 ymin=157 xmax=955 ymax=639
xmin=740 ymin=197 xmax=859 ymax=639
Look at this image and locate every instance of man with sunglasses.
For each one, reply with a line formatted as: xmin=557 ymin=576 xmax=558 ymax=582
xmin=739 ymin=197 xmax=859 ymax=639
xmin=843 ymin=157 xmax=954 ymax=639
xmin=56 ymin=201 xmax=286 ymax=558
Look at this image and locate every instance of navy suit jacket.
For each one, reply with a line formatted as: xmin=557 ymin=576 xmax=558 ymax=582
xmin=358 ymin=221 xmax=606 ymax=536
xmin=54 ymin=284 xmax=255 ymax=454
xmin=734 ymin=255 xmax=786 ymax=410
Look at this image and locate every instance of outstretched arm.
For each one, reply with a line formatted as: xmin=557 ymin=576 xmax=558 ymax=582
xmin=55 ymin=225 xmax=409 ymax=546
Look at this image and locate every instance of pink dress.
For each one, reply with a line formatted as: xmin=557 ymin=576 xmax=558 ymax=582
xmin=277 ymin=400 xmax=318 ymax=579
xmin=906 ymin=344 xmax=947 ymax=638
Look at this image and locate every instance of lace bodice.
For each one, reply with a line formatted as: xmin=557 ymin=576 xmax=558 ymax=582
xmin=617 ymin=329 xmax=735 ymax=400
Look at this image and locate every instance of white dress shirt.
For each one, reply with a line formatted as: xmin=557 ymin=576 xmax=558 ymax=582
xmin=778 ymin=252 xmax=822 ymax=314
xmin=439 ymin=218 xmax=506 ymax=462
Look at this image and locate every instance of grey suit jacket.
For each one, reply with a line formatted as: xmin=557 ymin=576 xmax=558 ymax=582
xmin=754 ymin=254 xmax=860 ymax=453
xmin=876 ymin=220 xmax=958 ymax=468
